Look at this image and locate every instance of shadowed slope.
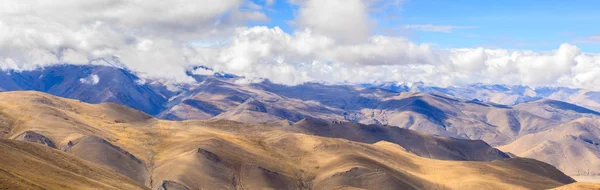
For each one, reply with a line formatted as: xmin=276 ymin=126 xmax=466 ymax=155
xmin=13 ymin=130 xmax=57 ymax=148
xmin=0 ymin=139 xmax=147 ymax=190
xmin=293 ymin=118 xmax=509 ymax=161
xmin=64 ymin=135 xmax=150 ymax=185
xmin=150 ymin=125 xmax=575 ymax=190
xmin=514 ymin=99 xmax=600 ymax=121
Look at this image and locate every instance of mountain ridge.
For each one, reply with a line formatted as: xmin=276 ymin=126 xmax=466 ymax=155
xmin=0 ymin=91 xmax=579 ymax=189
xmin=2 ymin=64 xmax=600 ymax=179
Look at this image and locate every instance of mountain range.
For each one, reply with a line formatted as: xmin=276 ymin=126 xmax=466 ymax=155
xmin=0 ymin=91 xmax=584 ymax=189
xmin=363 ymin=81 xmax=600 ymax=112
xmin=1 ymin=64 xmax=600 ymax=184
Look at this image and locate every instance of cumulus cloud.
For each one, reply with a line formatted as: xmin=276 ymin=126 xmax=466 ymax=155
xmin=1 ymin=0 xmax=600 ymax=90
xmin=191 ymin=26 xmax=600 ymax=89
xmin=450 ymin=48 xmax=488 ymax=73
xmin=0 ymin=0 xmax=266 ymax=82
xmin=294 ymin=0 xmax=371 ymax=43
xmin=403 ymin=24 xmax=477 ymax=33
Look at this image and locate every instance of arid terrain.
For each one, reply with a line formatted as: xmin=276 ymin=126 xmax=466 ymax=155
xmin=0 ymin=91 xmax=587 ymax=189
xmin=3 ymin=65 xmax=600 ymax=179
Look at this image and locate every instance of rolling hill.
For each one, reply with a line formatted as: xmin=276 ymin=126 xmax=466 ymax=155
xmin=2 ymin=65 xmax=600 ymax=181
xmin=0 ymin=91 xmax=580 ymax=189
xmin=499 ymin=117 xmax=600 ymax=176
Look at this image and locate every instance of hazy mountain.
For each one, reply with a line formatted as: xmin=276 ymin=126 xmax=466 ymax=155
xmin=4 ymin=64 xmax=600 ymax=119
xmin=368 ymin=82 xmax=600 ymax=112
xmin=0 ymin=65 xmax=168 ymax=115
xmin=513 ymin=99 xmax=600 ymax=121
xmin=0 ymin=91 xmax=577 ymax=189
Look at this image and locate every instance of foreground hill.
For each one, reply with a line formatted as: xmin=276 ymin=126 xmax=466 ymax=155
xmin=0 ymin=139 xmax=147 ymax=190
xmin=0 ymin=91 xmax=578 ymax=189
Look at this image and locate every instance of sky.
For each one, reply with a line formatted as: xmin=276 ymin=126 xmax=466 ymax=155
xmin=260 ymin=0 xmax=600 ymax=51
xmin=1 ymin=0 xmax=600 ymax=89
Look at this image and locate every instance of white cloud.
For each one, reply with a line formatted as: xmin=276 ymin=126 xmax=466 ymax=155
xmin=1 ymin=1 xmax=600 ymax=90
xmin=62 ymin=49 xmax=89 ymax=64
xmin=135 ymin=78 xmax=147 ymax=85
xmin=0 ymin=0 xmax=263 ymax=39
xmin=191 ymin=67 xmax=216 ymax=76
xmin=295 ymin=0 xmax=371 ymax=43
xmin=515 ymin=43 xmax=580 ymax=85
xmin=0 ymin=0 xmax=266 ymax=82
xmin=450 ymin=48 xmax=487 ymax=72
xmin=80 ymin=74 xmax=100 ymax=85
xmin=190 ymin=26 xmax=600 ymax=89
xmin=574 ymin=35 xmax=600 ymax=44
xmin=403 ymin=24 xmax=478 ymax=33
xmin=0 ymin=58 xmax=18 ymax=71
xmin=233 ymin=77 xmax=266 ymax=85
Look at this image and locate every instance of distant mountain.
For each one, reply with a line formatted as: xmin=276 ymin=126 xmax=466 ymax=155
xmin=4 ymin=64 xmax=600 ymax=118
xmin=514 ymin=99 xmax=600 ymax=121
xmin=366 ymin=82 xmax=600 ymax=112
xmin=499 ymin=117 xmax=600 ymax=176
xmin=0 ymin=65 xmax=168 ymax=115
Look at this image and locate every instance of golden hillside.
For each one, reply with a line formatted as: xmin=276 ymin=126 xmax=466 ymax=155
xmin=0 ymin=139 xmax=147 ymax=189
xmin=0 ymin=91 xmax=582 ymax=189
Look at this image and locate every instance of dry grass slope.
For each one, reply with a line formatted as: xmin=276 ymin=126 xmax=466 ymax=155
xmin=0 ymin=91 xmax=584 ymax=189
xmin=0 ymin=139 xmax=147 ymax=190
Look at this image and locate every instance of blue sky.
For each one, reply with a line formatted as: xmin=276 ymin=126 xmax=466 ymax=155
xmin=252 ymin=0 xmax=600 ymax=52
